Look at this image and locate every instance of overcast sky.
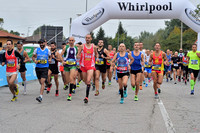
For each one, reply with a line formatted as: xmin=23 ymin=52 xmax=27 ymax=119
xmin=0 ymin=0 xmax=198 ymax=38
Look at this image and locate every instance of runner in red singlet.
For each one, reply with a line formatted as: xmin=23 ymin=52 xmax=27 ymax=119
xmin=106 ymin=45 xmax=115 ymax=85
xmin=149 ymin=43 xmax=168 ymax=99
xmin=77 ymin=34 xmax=99 ymax=103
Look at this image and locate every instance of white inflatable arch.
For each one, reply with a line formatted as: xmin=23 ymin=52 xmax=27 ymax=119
xmin=70 ymin=0 xmax=200 ymax=49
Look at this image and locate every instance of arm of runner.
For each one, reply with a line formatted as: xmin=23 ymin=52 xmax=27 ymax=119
xmin=32 ymin=49 xmax=38 ymax=64
xmin=94 ymin=45 xmax=99 ymax=62
xmin=163 ymin=52 xmax=169 ymax=65
xmin=55 ymin=51 xmax=62 ymax=62
xmin=23 ymin=51 xmax=30 ymax=63
xmin=15 ymin=50 xmax=23 ymax=69
xmin=148 ymin=53 xmax=153 ymax=65
xmin=141 ymin=54 xmax=144 ymax=66
xmin=48 ymin=49 xmax=52 ymax=63
xmin=103 ymin=49 xmax=111 ymax=60
xmin=77 ymin=45 xmax=83 ymax=59
xmin=1 ymin=52 xmax=6 ymax=66
xmin=128 ymin=53 xmax=134 ymax=65
xmin=111 ymin=53 xmax=117 ymax=67
xmin=196 ymin=52 xmax=200 ymax=58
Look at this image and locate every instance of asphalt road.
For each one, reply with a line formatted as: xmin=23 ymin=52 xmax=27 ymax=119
xmin=0 ymin=77 xmax=200 ymax=133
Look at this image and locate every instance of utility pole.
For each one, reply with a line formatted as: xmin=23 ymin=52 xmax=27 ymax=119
xmin=69 ymin=17 xmax=72 ymax=35
xmin=27 ymin=27 xmax=31 ymax=37
xmin=86 ymin=0 xmax=88 ymax=12
xmin=180 ymin=21 xmax=183 ymax=49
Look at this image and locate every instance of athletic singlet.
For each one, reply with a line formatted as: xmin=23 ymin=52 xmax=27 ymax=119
xmin=182 ymin=56 xmax=188 ymax=66
xmin=145 ymin=54 xmax=151 ymax=68
xmin=49 ymin=50 xmax=58 ymax=66
xmin=131 ymin=51 xmax=142 ymax=70
xmin=96 ymin=48 xmax=107 ymax=66
xmin=166 ymin=54 xmax=171 ymax=66
xmin=36 ymin=47 xmax=49 ymax=68
xmin=5 ymin=50 xmax=18 ymax=72
xmin=178 ymin=53 xmax=184 ymax=63
xmin=106 ymin=51 xmax=114 ymax=65
xmin=116 ymin=52 xmax=129 ymax=73
xmin=64 ymin=46 xmax=77 ymax=67
xmin=152 ymin=51 xmax=164 ymax=71
xmin=80 ymin=44 xmax=95 ymax=67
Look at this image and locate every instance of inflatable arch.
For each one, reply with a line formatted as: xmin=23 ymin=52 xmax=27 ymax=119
xmin=70 ymin=0 xmax=200 ymax=49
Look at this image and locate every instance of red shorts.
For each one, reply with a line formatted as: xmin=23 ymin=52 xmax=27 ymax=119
xmin=152 ymin=70 xmax=164 ymax=75
xmin=80 ymin=66 xmax=96 ymax=72
xmin=59 ymin=66 xmax=64 ymax=72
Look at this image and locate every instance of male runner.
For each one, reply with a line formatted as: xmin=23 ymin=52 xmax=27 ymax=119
xmin=165 ymin=49 xmax=172 ymax=82
xmin=171 ymin=51 xmax=181 ymax=84
xmin=1 ymin=40 xmax=23 ymax=101
xmin=178 ymin=49 xmax=184 ymax=82
xmin=16 ymin=41 xmax=30 ymax=94
xmin=187 ymin=44 xmax=200 ymax=95
xmin=106 ymin=45 xmax=115 ymax=85
xmin=139 ymin=42 xmax=145 ymax=90
xmin=111 ymin=43 xmax=134 ymax=104
xmin=47 ymin=42 xmax=61 ymax=96
xmin=149 ymin=43 xmax=168 ymax=99
xmin=58 ymin=43 xmax=66 ymax=88
xmin=62 ymin=37 xmax=78 ymax=101
xmin=130 ymin=43 xmax=144 ymax=101
xmin=94 ymin=40 xmax=110 ymax=96
xmin=32 ymin=39 xmax=51 ymax=102
xmin=77 ymin=34 xmax=98 ymax=103
xmin=144 ymin=49 xmax=152 ymax=87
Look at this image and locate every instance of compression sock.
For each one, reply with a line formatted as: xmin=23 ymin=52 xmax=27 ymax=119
xmin=86 ymin=84 xmax=91 ymax=98
xmin=190 ymin=80 xmax=194 ymax=90
xmin=120 ymin=89 xmax=124 ymax=98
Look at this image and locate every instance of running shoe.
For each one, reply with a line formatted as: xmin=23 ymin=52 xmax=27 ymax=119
xmin=11 ymin=96 xmax=17 ymax=102
xmin=155 ymin=94 xmax=159 ymax=99
xmin=108 ymin=81 xmax=111 ymax=85
xmin=174 ymin=82 xmax=177 ymax=84
xmin=166 ymin=78 xmax=169 ymax=82
xmin=139 ymin=85 xmax=143 ymax=90
xmin=67 ymin=94 xmax=72 ymax=101
xmin=158 ymin=88 xmax=161 ymax=93
xmin=185 ymin=80 xmax=187 ymax=85
xmin=79 ymin=80 xmax=82 ymax=84
xmin=134 ymin=95 xmax=138 ymax=101
xmin=113 ymin=77 xmax=115 ymax=79
xmin=23 ymin=89 xmax=27 ymax=95
xmin=95 ymin=90 xmax=99 ymax=96
xmin=143 ymin=80 xmax=145 ymax=84
xmin=63 ymin=84 xmax=68 ymax=90
xmin=76 ymin=83 xmax=80 ymax=87
xmin=47 ymin=83 xmax=52 ymax=94
xmin=55 ymin=90 xmax=59 ymax=97
xmin=148 ymin=79 xmax=151 ymax=83
xmin=14 ymin=85 xmax=19 ymax=95
xmin=132 ymin=86 xmax=136 ymax=91
xmin=191 ymin=90 xmax=194 ymax=95
xmin=72 ymin=89 xmax=75 ymax=94
xmin=36 ymin=96 xmax=42 ymax=103
xmin=187 ymin=79 xmax=189 ymax=82
xmin=170 ymin=78 xmax=173 ymax=81
xmin=84 ymin=97 xmax=88 ymax=103
xmin=22 ymin=81 xmax=24 ymax=86
xmin=145 ymin=83 xmax=148 ymax=87
xmin=120 ymin=98 xmax=124 ymax=104
xmin=124 ymin=90 xmax=127 ymax=98
xmin=178 ymin=79 xmax=181 ymax=82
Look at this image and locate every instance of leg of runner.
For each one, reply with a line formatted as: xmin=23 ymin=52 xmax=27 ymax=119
xmin=173 ymin=69 xmax=177 ymax=84
xmin=118 ymin=77 xmax=124 ymax=104
xmin=152 ymin=72 xmax=159 ymax=99
xmin=38 ymin=78 xmax=46 ymax=101
xmin=190 ymin=72 xmax=196 ymax=95
xmin=157 ymin=74 xmax=163 ymax=94
xmin=20 ymin=71 xmax=27 ymax=94
xmin=83 ymin=69 xmax=94 ymax=103
xmin=131 ymin=74 xmax=136 ymax=92
xmin=101 ymin=72 xmax=106 ymax=89
xmin=144 ymin=71 xmax=148 ymax=87
xmin=67 ymin=69 xmax=76 ymax=101
xmin=54 ymin=74 xmax=59 ymax=96
xmin=122 ymin=75 xmax=128 ymax=99
xmin=47 ymin=69 xmax=52 ymax=94
xmin=92 ymin=71 xmax=95 ymax=91
xmin=64 ymin=71 xmax=70 ymax=91
xmin=7 ymin=74 xmax=18 ymax=101
xmin=95 ymin=70 xmax=100 ymax=96
xmin=135 ymin=73 xmax=141 ymax=101
xmin=61 ymin=71 xmax=65 ymax=84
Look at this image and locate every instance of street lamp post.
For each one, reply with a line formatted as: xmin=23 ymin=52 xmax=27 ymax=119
xmin=86 ymin=0 xmax=88 ymax=12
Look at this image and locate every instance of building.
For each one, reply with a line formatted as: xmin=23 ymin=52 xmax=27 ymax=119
xmin=0 ymin=30 xmax=25 ymax=50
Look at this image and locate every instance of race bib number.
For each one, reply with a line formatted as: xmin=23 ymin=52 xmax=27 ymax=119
xmin=183 ymin=62 xmax=188 ymax=66
xmin=66 ymin=59 xmax=76 ymax=65
xmin=191 ymin=60 xmax=198 ymax=65
xmin=117 ymin=66 xmax=128 ymax=71
xmin=173 ymin=63 xmax=178 ymax=67
xmin=155 ymin=59 xmax=159 ymax=63
xmin=96 ymin=58 xmax=104 ymax=65
xmin=38 ymin=60 xmax=47 ymax=64
xmin=7 ymin=61 xmax=15 ymax=67
xmin=145 ymin=65 xmax=151 ymax=68
xmin=152 ymin=65 xmax=161 ymax=71
xmin=50 ymin=59 xmax=55 ymax=64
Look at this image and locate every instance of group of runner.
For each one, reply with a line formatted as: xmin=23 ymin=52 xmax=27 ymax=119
xmin=1 ymin=35 xmax=200 ymax=104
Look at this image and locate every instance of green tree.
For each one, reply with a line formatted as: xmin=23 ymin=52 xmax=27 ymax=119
xmin=0 ymin=18 xmax=4 ymax=28
xmin=182 ymin=28 xmax=197 ymax=50
xmin=10 ymin=30 xmax=20 ymax=36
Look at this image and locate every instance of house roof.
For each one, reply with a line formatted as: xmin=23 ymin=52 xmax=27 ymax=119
xmin=0 ymin=30 xmax=25 ymax=40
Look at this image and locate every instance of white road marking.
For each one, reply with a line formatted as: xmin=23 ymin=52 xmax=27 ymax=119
xmin=151 ymin=82 xmax=176 ymax=133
